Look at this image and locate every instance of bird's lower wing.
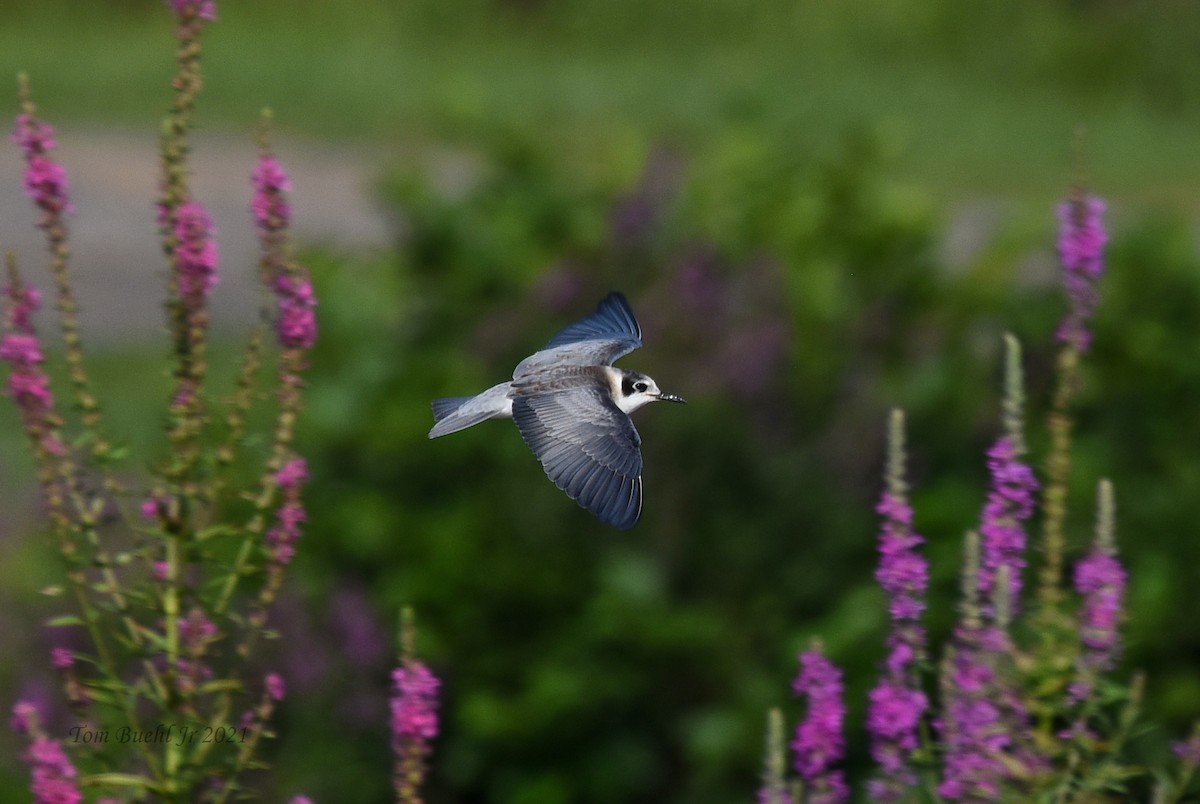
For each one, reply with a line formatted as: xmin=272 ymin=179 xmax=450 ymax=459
xmin=512 ymin=387 xmax=644 ymax=530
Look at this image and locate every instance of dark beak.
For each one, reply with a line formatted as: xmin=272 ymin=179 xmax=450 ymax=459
xmin=657 ymin=393 xmax=686 ymax=404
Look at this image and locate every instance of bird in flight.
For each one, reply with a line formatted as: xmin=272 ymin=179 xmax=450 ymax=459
xmin=429 ymin=291 xmax=685 ymax=530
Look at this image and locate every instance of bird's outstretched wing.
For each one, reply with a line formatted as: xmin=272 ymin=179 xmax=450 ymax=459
xmin=512 ymin=382 xmax=644 ymax=530
xmin=513 ymin=292 xmax=642 ymax=378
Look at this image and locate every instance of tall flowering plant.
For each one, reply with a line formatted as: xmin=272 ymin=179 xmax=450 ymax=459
xmin=762 ymin=186 xmax=1200 ymax=800
xmin=392 ymin=609 xmax=441 ymax=804
xmin=866 ymin=410 xmax=929 ymax=801
xmin=4 ymin=2 xmax=318 ymax=800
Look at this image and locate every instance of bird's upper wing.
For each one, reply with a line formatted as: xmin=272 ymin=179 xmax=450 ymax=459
xmin=511 ymin=380 xmax=644 ymax=530
xmin=513 ymin=292 xmax=642 ymax=378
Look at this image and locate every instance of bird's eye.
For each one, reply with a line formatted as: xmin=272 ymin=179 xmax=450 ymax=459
xmin=634 ymin=381 xmax=648 ymax=393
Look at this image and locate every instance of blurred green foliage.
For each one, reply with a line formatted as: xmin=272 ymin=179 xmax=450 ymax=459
xmin=4 ymin=0 xmax=1200 ymax=801
xmin=277 ymin=121 xmax=1200 ymax=801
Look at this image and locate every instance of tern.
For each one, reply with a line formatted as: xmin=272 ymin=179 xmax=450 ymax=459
xmin=429 ymin=291 xmax=685 ymax=530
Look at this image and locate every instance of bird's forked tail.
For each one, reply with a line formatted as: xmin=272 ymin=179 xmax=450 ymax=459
xmin=432 ymin=396 xmax=474 ymax=423
xmin=429 ymin=384 xmax=513 ymax=438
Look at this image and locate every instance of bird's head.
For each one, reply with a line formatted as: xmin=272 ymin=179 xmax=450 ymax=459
xmin=616 ymin=370 xmax=686 ymax=414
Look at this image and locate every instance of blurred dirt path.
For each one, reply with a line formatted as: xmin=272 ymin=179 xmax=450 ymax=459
xmin=0 ymin=127 xmax=392 ymax=346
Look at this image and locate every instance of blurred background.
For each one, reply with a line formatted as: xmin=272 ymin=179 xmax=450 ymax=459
xmin=3 ymin=0 xmax=1200 ymax=801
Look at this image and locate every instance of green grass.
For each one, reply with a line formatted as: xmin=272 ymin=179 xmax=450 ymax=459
xmin=3 ymin=0 xmax=1200 ymax=208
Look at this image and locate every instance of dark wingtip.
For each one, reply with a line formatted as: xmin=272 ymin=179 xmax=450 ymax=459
xmin=603 ymin=507 xmax=640 ymax=531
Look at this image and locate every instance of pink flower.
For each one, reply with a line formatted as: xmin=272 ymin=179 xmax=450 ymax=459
xmin=874 ymin=492 xmax=928 ymax=661
xmin=1 ymin=333 xmax=44 ymax=366
xmin=936 ymin=621 xmax=1044 ymax=799
xmin=11 ymin=113 xmax=57 ymax=152
xmin=7 ymin=367 xmax=54 ymax=408
xmin=276 ymin=457 xmax=309 ymax=489
xmin=23 ymin=156 xmax=72 ymax=216
xmin=2 ymin=279 xmax=60 ymax=454
xmin=274 ymin=274 xmax=317 ymax=351
xmin=791 ymin=649 xmax=848 ymax=804
xmin=7 ymin=285 xmax=40 ymax=332
xmin=1056 ymin=195 xmax=1108 ymax=352
xmin=250 ymin=153 xmax=317 ymax=352
xmin=178 ymin=608 xmax=218 ymax=646
xmin=12 ymin=112 xmax=73 ymax=223
xmin=251 ymin=155 xmax=293 ymax=230
xmin=867 ymin=434 xmax=929 ymax=801
xmin=174 ymin=200 xmax=219 ymax=299
xmin=141 ymin=501 xmax=157 ymax=519
xmin=392 ymin=663 xmax=440 ymax=740
xmin=168 ymin=0 xmax=217 ymax=21
xmin=51 ymin=647 xmax=73 ymax=670
xmin=11 ymin=701 xmax=38 ymax=734
xmin=22 ymin=736 xmax=82 ymax=804
xmin=267 ymin=455 xmax=309 ymax=568
xmin=978 ymin=437 xmax=1038 ymax=616
xmin=392 ymin=659 xmax=441 ymax=801
xmin=265 ymin=673 xmax=286 ymax=702
xmin=867 ymin=682 xmax=927 ymax=799
xmin=937 ymin=628 xmax=1008 ymax=800
xmin=1075 ymin=548 xmax=1126 ymax=674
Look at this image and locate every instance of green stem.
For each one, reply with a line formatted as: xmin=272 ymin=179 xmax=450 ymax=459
xmin=1038 ymin=345 xmax=1080 ymax=610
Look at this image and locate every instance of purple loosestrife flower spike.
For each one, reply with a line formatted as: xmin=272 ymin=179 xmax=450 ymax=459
xmin=1075 ymin=480 xmax=1125 ymax=678
xmin=393 ymin=609 xmax=440 ymax=803
xmin=267 ymin=458 xmax=309 ymax=568
xmin=168 ymin=0 xmax=217 ymax=22
xmin=792 ymin=646 xmax=848 ymax=804
xmin=938 ymin=531 xmax=1007 ymax=801
xmin=393 ymin=611 xmax=441 ymax=804
xmin=173 ymin=200 xmax=220 ymax=299
xmin=2 ymin=269 xmax=64 ymax=458
xmin=11 ymin=701 xmax=37 ymax=734
xmin=393 ymin=663 xmax=440 ymax=744
xmin=1056 ymin=193 xmax=1107 ymax=353
xmin=867 ymin=410 xmax=929 ymax=801
xmin=252 ymin=151 xmax=318 ymax=352
xmin=251 ymin=155 xmax=292 ymax=230
xmin=10 ymin=701 xmax=83 ymax=804
xmin=12 ymin=110 xmax=73 ymax=224
xmin=25 ymin=737 xmax=83 ymax=804
xmin=978 ymin=436 xmax=1038 ymax=617
xmin=14 ymin=78 xmax=107 ymax=447
xmin=274 ymin=274 xmax=318 ymax=351
xmin=938 ymin=531 xmax=1042 ymax=800
xmin=937 ymin=641 xmax=1008 ymax=801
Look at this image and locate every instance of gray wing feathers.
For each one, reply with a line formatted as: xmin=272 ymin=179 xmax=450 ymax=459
xmin=512 ymin=388 xmax=644 ymax=530
xmin=513 ymin=292 xmax=642 ymax=377
xmin=545 ymin=291 xmax=641 ymax=348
